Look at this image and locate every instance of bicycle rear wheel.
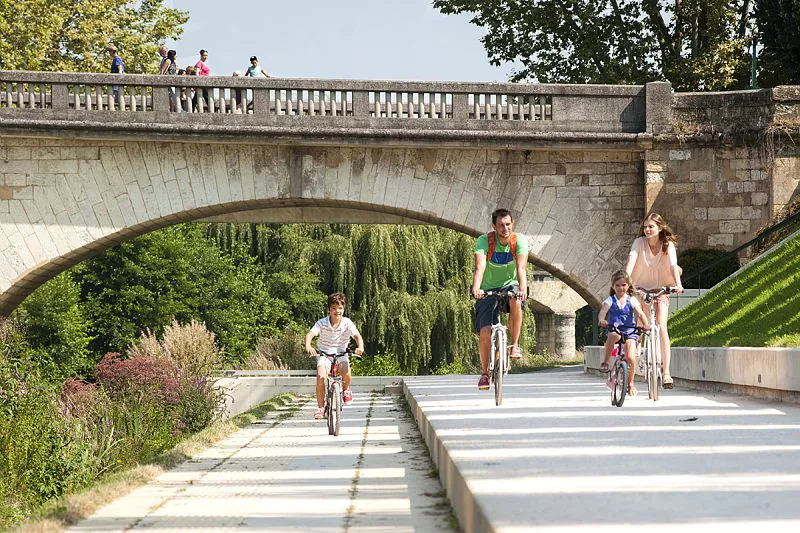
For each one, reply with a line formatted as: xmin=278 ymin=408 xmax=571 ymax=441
xmin=612 ymin=360 xmax=628 ymax=407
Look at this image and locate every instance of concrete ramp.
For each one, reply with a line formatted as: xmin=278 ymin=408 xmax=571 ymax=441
xmin=404 ymin=367 xmax=800 ymax=532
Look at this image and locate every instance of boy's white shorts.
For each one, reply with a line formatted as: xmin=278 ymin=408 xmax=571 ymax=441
xmin=317 ymin=354 xmax=350 ymax=374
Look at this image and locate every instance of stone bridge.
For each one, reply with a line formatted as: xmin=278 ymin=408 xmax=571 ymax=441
xmin=1 ymin=71 xmax=799 ymax=356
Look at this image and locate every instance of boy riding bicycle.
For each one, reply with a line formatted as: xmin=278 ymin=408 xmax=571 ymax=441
xmin=304 ymin=293 xmax=364 ymax=420
xmin=472 ymin=208 xmax=529 ymax=390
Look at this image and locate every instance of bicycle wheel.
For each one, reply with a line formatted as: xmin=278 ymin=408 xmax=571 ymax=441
xmin=650 ymin=329 xmax=661 ymax=401
xmin=494 ymin=335 xmax=506 ymax=406
xmin=332 ymin=381 xmax=342 ymax=436
xmin=612 ymin=360 xmax=628 ymax=407
xmin=327 ymin=383 xmax=337 ymax=435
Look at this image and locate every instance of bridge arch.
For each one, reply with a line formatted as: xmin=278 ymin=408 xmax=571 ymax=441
xmin=0 ymin=138 xmax=641 ymax=315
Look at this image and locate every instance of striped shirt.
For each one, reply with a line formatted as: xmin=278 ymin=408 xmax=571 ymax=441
xmin=310 ymin=316 xmax=359 ymax=354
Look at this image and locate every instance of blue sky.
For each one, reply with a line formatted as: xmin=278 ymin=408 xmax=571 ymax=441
xmin=166 ymin=0 xmax=513 ymax=81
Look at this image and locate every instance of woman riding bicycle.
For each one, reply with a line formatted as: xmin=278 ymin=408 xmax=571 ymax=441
xmin=625 ymin=213 xmax=684 ymax=389
xmin=598 ymin=270 xmax=650 ymax=396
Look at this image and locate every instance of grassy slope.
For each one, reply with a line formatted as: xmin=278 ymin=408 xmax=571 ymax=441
xmin=669 ymin=231 xmax=800 ymax=347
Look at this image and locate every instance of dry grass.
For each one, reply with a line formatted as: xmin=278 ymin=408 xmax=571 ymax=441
xmin=13 ymin=393 xmax=299 ymax=532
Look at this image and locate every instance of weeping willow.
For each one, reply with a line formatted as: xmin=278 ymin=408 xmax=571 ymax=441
xmin=205 ymin=222 xmax=536 ymax=374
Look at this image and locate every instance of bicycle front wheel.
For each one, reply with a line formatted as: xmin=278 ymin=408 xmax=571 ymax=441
xmin=327 ymin=382 xmax=340 ymax=436
xmin=647 ymin=329 xmax=660 ymax=401
xmin=333 ymin=381 xmax=342 ymax=436
xmin=612 ymin=360 xmax=628 ymax=407
xmin=494 ymin=336 xmax=506 ymax=406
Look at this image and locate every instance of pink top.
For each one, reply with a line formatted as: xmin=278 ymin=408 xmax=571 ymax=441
xmin=627 ymin=237 xmax=678 ymax=289
xmin=195 ymin=60 xmax=210 ymax=76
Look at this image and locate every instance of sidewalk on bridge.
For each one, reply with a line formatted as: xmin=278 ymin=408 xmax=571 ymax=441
xmin=404 ymin=367 xmax=800 ymax=533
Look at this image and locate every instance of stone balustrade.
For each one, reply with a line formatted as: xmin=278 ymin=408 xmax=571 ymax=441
xmin=0 ymin=71 xmax=651 ymax=142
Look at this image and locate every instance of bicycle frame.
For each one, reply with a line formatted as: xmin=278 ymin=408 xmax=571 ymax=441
xmin=607 ymin=324 xmax=643 ymax=407
xmin=320 ymin=350 xmax=360 ymax=436
xmin=637 ymin=287 xmax=674 ymax=401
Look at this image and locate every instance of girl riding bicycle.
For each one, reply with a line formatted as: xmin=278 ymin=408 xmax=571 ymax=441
xmin=598 ymin=270 xmax=650 ymax=396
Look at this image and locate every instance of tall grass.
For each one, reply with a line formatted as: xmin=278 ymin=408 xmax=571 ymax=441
xmin=670 ymin=232 xmax=800 ymax=347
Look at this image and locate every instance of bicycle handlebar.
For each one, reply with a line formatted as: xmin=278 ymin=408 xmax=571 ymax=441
xmin=636 ymin=286 xmax=678 ymax=303
xmin=471 ymin=290 xmax=524 ymax=300
xmin=317 ymin=348 xmax=364 ymax=360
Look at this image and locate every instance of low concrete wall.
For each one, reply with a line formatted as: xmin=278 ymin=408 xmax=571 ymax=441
xmin=216 ymin=374 xmax=402 ymax=418
xmin=584 ymin=345 xmax=800 ymax=402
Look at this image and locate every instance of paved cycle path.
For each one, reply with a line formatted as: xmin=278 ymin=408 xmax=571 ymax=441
xmin=404 ymin=367 xmax=800 ymax=532
xmin=69 ymin=393 xmax=452 ymax=533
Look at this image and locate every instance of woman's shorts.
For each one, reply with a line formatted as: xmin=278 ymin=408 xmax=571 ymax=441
xmin=474 ymin=283 xmax=525 ymax=333
xmin=317 ymin=354 xmax=350 ymax=374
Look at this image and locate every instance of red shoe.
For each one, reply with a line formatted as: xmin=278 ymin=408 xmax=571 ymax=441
xmin=478 ymin=373 xmax=490 ymax=390
xmin=343 ymin=389 xmax=353 ymax=405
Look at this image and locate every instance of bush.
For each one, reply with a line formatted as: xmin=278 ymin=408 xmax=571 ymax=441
xmin=679 ymin=248 xmax=740 ymax=289
xmin=351 ymin=353 xmax=404 ymax=376
xmin=246 ymin=328 xmax=314 ymax=371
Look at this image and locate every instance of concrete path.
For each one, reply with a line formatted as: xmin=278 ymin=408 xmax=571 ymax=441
xmin=404 ymin=367 xmax=800 ymax=533
xmin=69 ymin=393 xmax=452 ymax=533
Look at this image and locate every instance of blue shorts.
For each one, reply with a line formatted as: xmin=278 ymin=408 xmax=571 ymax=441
xmin=607 ymin=327 xmax=639 ymax=343
xmin=474 ymin=284 xmax=524 ymax=333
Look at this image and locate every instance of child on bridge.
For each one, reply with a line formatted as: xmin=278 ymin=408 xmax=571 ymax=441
xmin=305 ymin=292 xmax=364 ymax=420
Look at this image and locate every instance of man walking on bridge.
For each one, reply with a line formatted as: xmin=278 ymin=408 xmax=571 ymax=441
xmin=472 ymin=208 xmax=528 ymax=390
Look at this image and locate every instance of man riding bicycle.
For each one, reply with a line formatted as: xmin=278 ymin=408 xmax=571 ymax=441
xmin=471 ymin=208 xmax=529 ymax=390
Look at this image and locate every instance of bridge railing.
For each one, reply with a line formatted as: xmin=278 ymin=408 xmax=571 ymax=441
xmin=0 ymin=70 xmax=648 ymax=133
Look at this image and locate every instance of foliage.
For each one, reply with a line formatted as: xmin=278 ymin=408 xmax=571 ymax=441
xmin=670 ymin=231 xmax=800 ymax=346
xmin=755 ymin=0 xmax=800 ymax=86
xmin=75 ymin=225 xmax=287 ymax=365
xmin=351 ymin=353 xmax=404 ymax=376
xmin=246 ymin=328 xmax=314 ymax=371
xmin=433 ymin=0 xmax=754 ymax=90
xmin=0 ymin=0 xmax=189 ymax=73
xmin=574 ymin=305 xmax=597 ymax=349
xmin=768 ymin=333 xmax=800 ymax=347
xmin=210 ymin=223 xmax=529 ymax=375
xmin=678 ymin=248 xmax=740 ymax=289
xmin=94 ymin=352 xmax=180 ymax=405
xmin=13 ymin=272 xmax=93 ymax=379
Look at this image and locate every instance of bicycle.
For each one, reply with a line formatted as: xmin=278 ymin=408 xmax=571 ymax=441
xmin=476 ymin=289 xmax=521 ymax=406
xmin=636 ymin=286 xmax=677 ymax=401
xmin=320 ymin=348 xmax=362 ymax=436
xmin=606 ymin=324 xmax=645 ymax=407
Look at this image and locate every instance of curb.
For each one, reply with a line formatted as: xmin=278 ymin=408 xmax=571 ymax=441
xmin=402 ymin=379 xmax=494 ymax=533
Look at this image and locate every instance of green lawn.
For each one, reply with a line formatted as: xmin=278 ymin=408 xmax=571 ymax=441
xmin=669 ymin=231 xmax=800 ymax=347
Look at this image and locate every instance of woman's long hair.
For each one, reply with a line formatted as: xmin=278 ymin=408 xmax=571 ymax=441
xmin=640 ymin=213 xmax=677 ymax=252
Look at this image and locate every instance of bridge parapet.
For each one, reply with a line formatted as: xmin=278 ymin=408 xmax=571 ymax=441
xmin=0 ymin=71 xmax=649 ymax=143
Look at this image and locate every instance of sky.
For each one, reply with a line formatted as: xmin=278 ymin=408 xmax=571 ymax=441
xmin=165 ymin=0 xmax=514 ymax=82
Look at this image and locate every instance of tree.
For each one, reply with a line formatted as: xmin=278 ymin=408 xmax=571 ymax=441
xmin=74 ymin=225 xmax=287 ymax=364
xmin=756 ymin=0 xmax=800 ymax=85
xmin=13 ymin=273 xmax=92 ymax=378
xmin=433 ymin=0 xmax=755 ymax=90
xmin=0 ymin=0 xmax=188 ymax=73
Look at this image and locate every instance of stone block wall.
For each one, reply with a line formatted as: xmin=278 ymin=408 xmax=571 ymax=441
xmin=646 ymin=144 xmax=772 ymax=250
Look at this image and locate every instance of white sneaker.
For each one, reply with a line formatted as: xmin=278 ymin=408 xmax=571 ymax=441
xmin=343 ymin=389 xmax=353 ymax=405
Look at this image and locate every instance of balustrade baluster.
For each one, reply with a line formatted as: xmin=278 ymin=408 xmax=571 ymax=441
xmin=6 ymin=85 xmax=12 ymax=109
xmin=207 ymin=90 xmax=215 ymax=113
xmin=118 ymin=91 xmax=125 ymax=111
xmin=320 ymin=94 xmax=327 ymax=116
xmin=298 ymin=97 xmax=304 ymax=115
xmin=309 ymin=93 xmax=316 ymax=116
xmin=186 ymin=93 xmax=193 ymax=113
xmin=197 ymin=95 xmax=205 ymax=113
xmin=108 ymin=91 xmax=115 ymax=111
xmin=130 ymin=89 xmax=137 ymax=111
xmin=17 ymin=84 xmax=24 ymax=108
xmin=397 ymin=95 xmax=403 ymax=118
xmin=287 ymin=94 xmax=293 ymax=115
